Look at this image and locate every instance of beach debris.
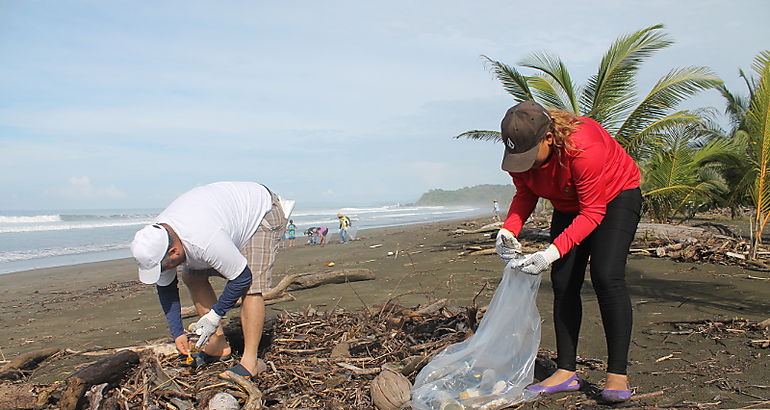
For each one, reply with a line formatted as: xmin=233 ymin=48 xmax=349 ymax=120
xmin=453 ymin=221 xmax=503 ymax=234
xmin=369 ymin=243 xmax=383 ymax=248
xmin=59 ymin=350 xmax=140 ymax=410
xmin=326 ymin=262 xmax=336 ymax=267
xmin=370 ymin=369 xmax=412 ymax=410
xmin=208 ymin=391 xmax=240 ymax=410
xmin=181 ymin=269 xmax=375 ymax=318
xmin=0 ymin=347 xmax=60 ymax=381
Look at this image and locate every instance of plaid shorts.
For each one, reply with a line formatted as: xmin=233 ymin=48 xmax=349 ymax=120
xmin=183 ymin=191 xmax=287 ymax=295
xmin=242 ymin=191 xmax=287 ymax=294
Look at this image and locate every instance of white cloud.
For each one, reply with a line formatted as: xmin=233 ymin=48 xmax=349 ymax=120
xmin=52 ymin=177 xmax=126 ymax=200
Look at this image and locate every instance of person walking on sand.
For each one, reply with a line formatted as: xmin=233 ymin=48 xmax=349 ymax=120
xmin=286 ymin=220 xmax=297 ymax=248
xmin=130 ymin=181 xmax=290 ymax=380
xmin=494 ymin=101 xmax=641 ymax=403
xmin=492 ymin=200 xmax=501 ymax=222
xmin=337 ymin=213 xmax=352 ymax=243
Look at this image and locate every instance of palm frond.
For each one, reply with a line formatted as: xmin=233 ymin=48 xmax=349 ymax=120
xmin=616 ymin=66 xmax=721 ymax=142
xmin=454 ymin=130 xmax=502 ymax=142
xmin=716 ymin=84 xmax=748 ymax=129
xmin=581 ymin=24 xmax=673 ymax=131
xmin=528 ymin=75 xmax=570 ymax=111
xmin=618 ymin=111 xmax=700 ymax=160
xmin=746 ymin=53 xmax=770 ymax=232
xmin=481 ymin=55 xmax=533 ymax=102
xmin=519 ymin=52 xmax=580 ymax=112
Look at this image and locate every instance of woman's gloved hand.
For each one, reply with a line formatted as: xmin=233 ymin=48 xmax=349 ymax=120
xmin=514 ymin=244 xmax=560 ymax=275
xmin=495 ymin=228 xmax=522 ymax=261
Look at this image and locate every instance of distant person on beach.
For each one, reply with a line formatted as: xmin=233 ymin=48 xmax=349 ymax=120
xmin=316 ymin=226 xmax=329 ymax=245
xmin=130 ymin=181 xmax=290 ymax=380
xmin=305 ymin=227 xmax=318 ymax=245
xmin=337 ymin=213 xmax=352 ymax=243
xmin=286 ymin=220 xmax=297 ymax=248
xmin=495 ymin=101 xmax=641 ymax=403
xmin=492 ymin=200 xmax=501 ymax=222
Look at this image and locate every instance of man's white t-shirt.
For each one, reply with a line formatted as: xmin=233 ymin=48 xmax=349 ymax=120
xmin=155 ymin=182 xmax=272 ymax=285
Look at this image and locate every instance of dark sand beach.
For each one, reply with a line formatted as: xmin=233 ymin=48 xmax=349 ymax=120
xmin=1 ymin=217 xmax=769 ymax=408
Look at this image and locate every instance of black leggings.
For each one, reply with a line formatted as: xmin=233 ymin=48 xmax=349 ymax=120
xmin=549 ymin=188 xmax=641 ymax=375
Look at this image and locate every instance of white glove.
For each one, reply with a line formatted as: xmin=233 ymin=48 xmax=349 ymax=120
xmin=193 ymin=310 xmax=222 ymax=348
xmin=516 ymin=244 xmax=561 ymax=275
xmin=495 ymin=228 xmax=522 ymax=261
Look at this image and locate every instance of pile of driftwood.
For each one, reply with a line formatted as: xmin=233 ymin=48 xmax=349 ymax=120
xmin=0 ymin=297 xmax=472 ymax=409
xmin=648 ymin=317 xmax=770 ymax=349
xmin=631 ymin=223 xmax=770 ymax=271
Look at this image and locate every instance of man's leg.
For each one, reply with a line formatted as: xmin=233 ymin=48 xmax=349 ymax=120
xmin=239 ymin=293 xmax=264 ymax=374
xmin=237 ymin=191 xmax=287 ymax=375
xmin=180 ymin=270 xmax=231 ymax=357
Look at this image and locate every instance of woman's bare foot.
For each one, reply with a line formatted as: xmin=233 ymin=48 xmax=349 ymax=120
xmin=604 ymin=372 xmax=629 ymax=391
xmin=536 ymin=369 xmax=579 ymax=387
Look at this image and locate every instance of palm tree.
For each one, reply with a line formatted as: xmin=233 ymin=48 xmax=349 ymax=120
xmin=457 ymin=24 xmax=727 ymax=224
xmin=456 ymin=24 xmax=722 ymax=163
xmin=742 ymin=51 xmax=770 ymax=257
xmin=641 ymin=123 xmax=729 ymax=222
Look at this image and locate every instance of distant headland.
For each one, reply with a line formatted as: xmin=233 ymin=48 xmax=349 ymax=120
xmin=412 ymin=184 xmax=514 ymax=206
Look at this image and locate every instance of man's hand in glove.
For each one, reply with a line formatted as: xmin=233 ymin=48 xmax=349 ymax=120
xmin=193 ymin=310 xmax=222 ymax=348
xmin=495 ymin=228 xmax=522 ymax=261
xmin=515 ymin=244 xmax=561 ymax=275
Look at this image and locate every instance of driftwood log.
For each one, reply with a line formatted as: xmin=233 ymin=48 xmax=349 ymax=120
xmin=288 ymin=268 xmax=374 ymax=290
xmin=180 ymin=269 xmax=373 ymax=318
xmin=0 ymin=347 xmax=60 ymax=380
xmin=59 ymin=350 xmax=140 ymax=410
xmin=635 ymin=223 xmax=730 ymax=242
xmin=453 ymin=222 xmax=503 ymax=234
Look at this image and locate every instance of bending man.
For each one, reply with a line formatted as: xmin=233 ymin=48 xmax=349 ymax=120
xmin=130 ymin=181 xmax=288 ymax=378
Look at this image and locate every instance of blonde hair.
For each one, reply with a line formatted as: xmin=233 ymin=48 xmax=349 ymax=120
xmin=546 ymin=109 xmax=583 ymax=165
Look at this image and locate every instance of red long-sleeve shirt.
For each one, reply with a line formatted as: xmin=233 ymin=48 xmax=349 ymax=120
xmin=502 ymin=117 xmax=640 ymax=255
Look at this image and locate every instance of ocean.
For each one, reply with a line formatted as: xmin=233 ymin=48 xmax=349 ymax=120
xmin=0 ymin=204 xmax=488 ymax=274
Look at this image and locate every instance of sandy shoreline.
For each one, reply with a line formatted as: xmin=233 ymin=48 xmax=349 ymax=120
xmin=2 ymin=217 xmax=769 ymax=407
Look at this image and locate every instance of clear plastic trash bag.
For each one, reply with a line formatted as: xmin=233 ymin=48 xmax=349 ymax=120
xmin=411 ymin=260 xmax=542 ymax=410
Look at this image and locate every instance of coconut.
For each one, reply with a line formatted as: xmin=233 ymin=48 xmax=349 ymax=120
xmin=370 ymin=369 xmax=412 ymax=409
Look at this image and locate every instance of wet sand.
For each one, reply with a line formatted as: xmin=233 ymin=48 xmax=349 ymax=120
xmin=1 ymin=218 xmax=769 ymax=408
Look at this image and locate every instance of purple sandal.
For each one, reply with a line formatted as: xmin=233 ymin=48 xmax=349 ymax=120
xmin=601 ymin=389 xmax=632 ymax=403
xmin=525 ymin=374 xmax=582 ymax=395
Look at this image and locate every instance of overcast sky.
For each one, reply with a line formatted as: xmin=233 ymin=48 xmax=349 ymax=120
xmin=1 ymin=1 xmax=768 ymax=210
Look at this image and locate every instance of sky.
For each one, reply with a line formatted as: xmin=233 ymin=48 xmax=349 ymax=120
xmin=0 ymin=1 xmax=768 ymax=210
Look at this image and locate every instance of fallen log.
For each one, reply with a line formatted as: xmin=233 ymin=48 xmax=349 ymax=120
xmin=59 ymin=350 xmax=140 ymax=410
xmin=0 ymin=347 xmax=60 ymax=380
xmin=453 ymin=222 xmax=503 ymax=234
xmin=66 ymin=342 xmax=177 ymax=358
xmin=468 ymin=248 xmax=497 ymax=256
xmin=181 ymin=292 xmax=296 ymax=318
xmin=635 ymin=223 xmax=725 ymax=242
xmin=289 ymin=268 xmax=375 ymax=290
xmin=179 ymin=270 xmax=369 ymax=317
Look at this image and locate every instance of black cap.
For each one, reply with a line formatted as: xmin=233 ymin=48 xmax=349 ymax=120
xmin=500 ymin=100 xmax=552 ymax=172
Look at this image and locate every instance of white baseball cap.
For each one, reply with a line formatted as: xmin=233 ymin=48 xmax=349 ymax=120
xmin=131 ymin=224 xmax=170 ymax=284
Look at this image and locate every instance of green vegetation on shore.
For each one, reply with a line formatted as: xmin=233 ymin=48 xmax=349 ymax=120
xmin=413 ymin=184 xmax=514 ymax=206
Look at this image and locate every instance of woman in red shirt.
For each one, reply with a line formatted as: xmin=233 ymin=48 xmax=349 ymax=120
xmin=495 ymin=101 xmax=641 ymax=403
